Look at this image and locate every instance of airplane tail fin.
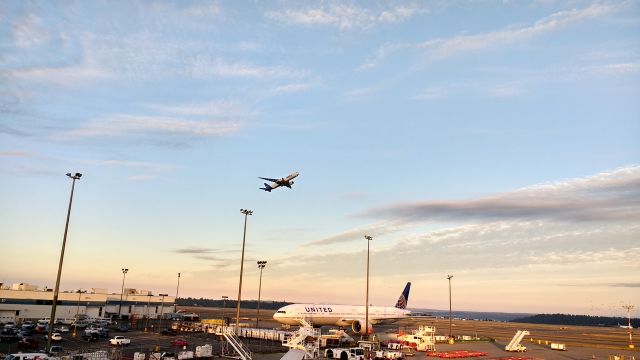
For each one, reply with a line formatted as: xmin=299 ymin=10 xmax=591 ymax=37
xmin=260 ymin=183 xmax=272 ymax=192
xmin=395 ymin=282 xmax=411 ymax=309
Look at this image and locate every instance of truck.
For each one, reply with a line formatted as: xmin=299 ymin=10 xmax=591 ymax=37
xmin=110 ymin=336 xmax=131 ymax=346
xmin=374 ymin=350 xmax=404 ymax=360
xmin=550 ymin=343 xmax=567 ymax=351
xmin=325 ymin=347 xmax=365 ymax=360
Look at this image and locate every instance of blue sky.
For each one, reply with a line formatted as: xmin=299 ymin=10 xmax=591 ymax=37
xmin=1 ymin=1 xmax=639 ymax=317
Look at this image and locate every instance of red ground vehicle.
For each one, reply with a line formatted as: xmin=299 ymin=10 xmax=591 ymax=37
xmin=170 ymin=338 xmax=189 ymax=346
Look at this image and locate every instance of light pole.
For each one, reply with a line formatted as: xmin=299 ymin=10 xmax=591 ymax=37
xmin=364 ymin=235 xmax=372 ymax=340
xmin=73 ymin=289 xmax=84 ymax=337
xmin=47 ymin=172 xmax=82 ymax=352
xmin=145 ymin=294 xmax=152 ymax=332
xmin=174 ymin=273 xmax=181 ymax=313
xmin=159 ymin=294 xmax=168 ymax=330
xmin=256 ymin=261 xmax=267 ymax=328
xmin=118 ymin=268 xmax=129 ymax=319
xmin=236 ymin=209 xmax=252 ymax=334
xmin=623 ymin=305 xmax=635 ymax=348
xmin=222 ymin=296 xmax=228 ymax=325
xmin=447 ymin=275 xmax=454 ymax=340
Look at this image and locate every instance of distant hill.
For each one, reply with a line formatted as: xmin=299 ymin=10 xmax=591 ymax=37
xmin=510 ymin=313 xmax=640 ymax=328
xmin=411 ymin=308 xmax=534 ymax=322
xmin=177 ymin=297 xmax=291 ymax=310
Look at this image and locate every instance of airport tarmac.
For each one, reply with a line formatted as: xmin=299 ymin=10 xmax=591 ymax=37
xmin=183 ymin=306 xmax=639 ymax=359
xmin=1 ymin=306 xmax=637 ymax=360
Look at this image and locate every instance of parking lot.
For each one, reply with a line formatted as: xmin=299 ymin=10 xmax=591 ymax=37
xmin=0 ymin=324 xmax=285 ymax=358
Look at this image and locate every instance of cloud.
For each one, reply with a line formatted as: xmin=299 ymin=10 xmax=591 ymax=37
xmin=188 ymin=58 xmax=308 ymax=79
xmin=11 ymin=13 xmax=50 ymax=48
xmin=0 ymin=151 xmax=33 ymax=157
xmin=173 ymin=247 xmax=219 ymax=254
xmin=265 ymin=3 xmax=426 ymax=30
xmin=361 ymin=3 xmax=619 ymax=69
xmin=51 ymin=114 xmax=243 ymax=142
xmin=361 ymin=166 xmax=640 ymax=223
xmin=273 ymin=83 xmax=314 ymax=94
xmin=307 ymin=220 xmax=411 ymax=246
xmin=148 ymin=101 xmax=252 ymax=118
xmin=608 ymin=283 xmax=640 ymax=288
xmin=127 ymin=175 xmax=155 ymax=182
xmin=529 ymin=247 xmax=640 ymax=265
xmin=99 ymin=159 xmax=176 ymax=172
xmin=581 ymin=62 xmax=640 ymax=76
xmin=8 ymin=64 xmax=111 ymax=87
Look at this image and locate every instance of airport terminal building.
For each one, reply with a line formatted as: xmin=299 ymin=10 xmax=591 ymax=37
xmin=0 ymin=283 xmax=175 ymax=323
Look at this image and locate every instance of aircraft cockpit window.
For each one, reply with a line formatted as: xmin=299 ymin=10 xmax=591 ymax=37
xmin=276 ymin=310 xmax=286 ymax=314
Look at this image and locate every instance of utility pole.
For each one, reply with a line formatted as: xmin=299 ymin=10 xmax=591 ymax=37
xmin=236 ymin=209 xmax=253 ymax=334
xmin=175 ymin=273 xmax=181 ymax=313
xmin=256 ymin=261 xmax=267 ymax=328
xmin=623 ymin=305 xmax=635 ymax=349
xmin=447 ymin=275 xmax=454 ymax=341
xmin=364 ymin=235 xmax=373 ymax=340
xmin=118 ymin=268 xmax=129 ymax=319
xmin=47 ymin=172 xmax=82 ymax=352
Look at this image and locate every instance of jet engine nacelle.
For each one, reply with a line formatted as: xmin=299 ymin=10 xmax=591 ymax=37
xmin=351 ymin=320 xmax=373 ymax=335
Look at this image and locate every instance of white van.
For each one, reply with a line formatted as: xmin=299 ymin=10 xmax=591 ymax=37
xmin=4 ymin=353 xmax=50 ymax=360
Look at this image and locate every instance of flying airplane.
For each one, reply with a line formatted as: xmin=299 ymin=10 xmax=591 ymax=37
xmin=259 ymin=172 xmax=299 ymax=192
xmin=273 ymin=282 xmax=412 ymax=334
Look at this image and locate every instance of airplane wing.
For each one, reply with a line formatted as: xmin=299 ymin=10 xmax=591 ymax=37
xmin=259 ymin=177 xmax=279 ymax=182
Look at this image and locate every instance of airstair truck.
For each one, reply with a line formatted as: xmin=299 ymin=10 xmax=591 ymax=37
xmin=505 ymin=330 xmax=529 ymax=352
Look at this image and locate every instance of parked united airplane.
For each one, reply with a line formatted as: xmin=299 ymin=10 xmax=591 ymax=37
xmin=259 ymin=172 xmax=299 ymax=192
xmin=273 ymin=282 xmax=411 ymax=334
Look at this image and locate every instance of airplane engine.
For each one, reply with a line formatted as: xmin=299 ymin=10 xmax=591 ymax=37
xmin=290 ymin=181 xmax=294 ymax=185
xmin=351 ymin=320 xmax=373 ymax=335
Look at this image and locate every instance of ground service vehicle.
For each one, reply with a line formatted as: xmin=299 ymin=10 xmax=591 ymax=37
xmin=170 ymin=338 xmax=189 ymax=346
xmin=109 ymin=336 xmax=131 ymax=346
xmin=161 ymin=328 xmax=178 ymax=336
xmin=374 ymin=350 xmax=403 ymax=360
xmin=325 ymin=348 xmax=365 ymax=360
xmin=4 ymin=352 xmax=49 ymax=360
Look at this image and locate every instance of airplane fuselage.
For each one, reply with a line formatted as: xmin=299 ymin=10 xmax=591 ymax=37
xmin=259 ymin=172 xmax=299 ymax=192
xmin=273 ymin=303 xmax=410 ymax=327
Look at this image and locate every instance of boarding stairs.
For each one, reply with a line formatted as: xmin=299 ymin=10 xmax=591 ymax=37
xmin=218 ymin=327 xmax=252 ymax=360
xmin=505 ymin=330 xmax=530 ymax=352
xmin=281 ymin=318 xmax=320 ymax=359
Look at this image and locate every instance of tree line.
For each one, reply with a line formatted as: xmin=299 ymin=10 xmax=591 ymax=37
xmin=176 ymin=297 xmax=291 ymax=310
xmin=511 ymin=313 xmax=639 ymax=328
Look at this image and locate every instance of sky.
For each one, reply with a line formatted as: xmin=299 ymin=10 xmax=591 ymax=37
xmin=1 ymin=1 xmax=639 ymax=318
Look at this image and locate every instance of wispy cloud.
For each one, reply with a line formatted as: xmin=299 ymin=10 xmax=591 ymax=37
xmin=273 ymin=83 xmax=314 ymax=94
xmin=362 ymin=166 xmax=640 ymax=223
xmin=308 ymin=220 xmax=411 ymax=246
xmin=265 ymin=3 xmax=427 ymax=30
xmin=148 ymin=101 xmax=252 ymax=118
xmin=52 ymin=100 xmax=253 ymax=145
xmin=581 ymin=62 xmax=640 ymax=76
xmin=0 ymin=150 xmax=33 ymax=157
xmin=173 ymin=247 xmax=220 ymax=254
xmin=189 ymin=58 xmax=308 ymax=79
xmin=361 ymin=3 xmax=619 ymax=69
xmin=529 ymin=247 xmax=640 ymax=265
xmin=51 ymin=113 xmax=243 ymax=144
xmin=11 ymin=13 xmax=50 ymax=48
